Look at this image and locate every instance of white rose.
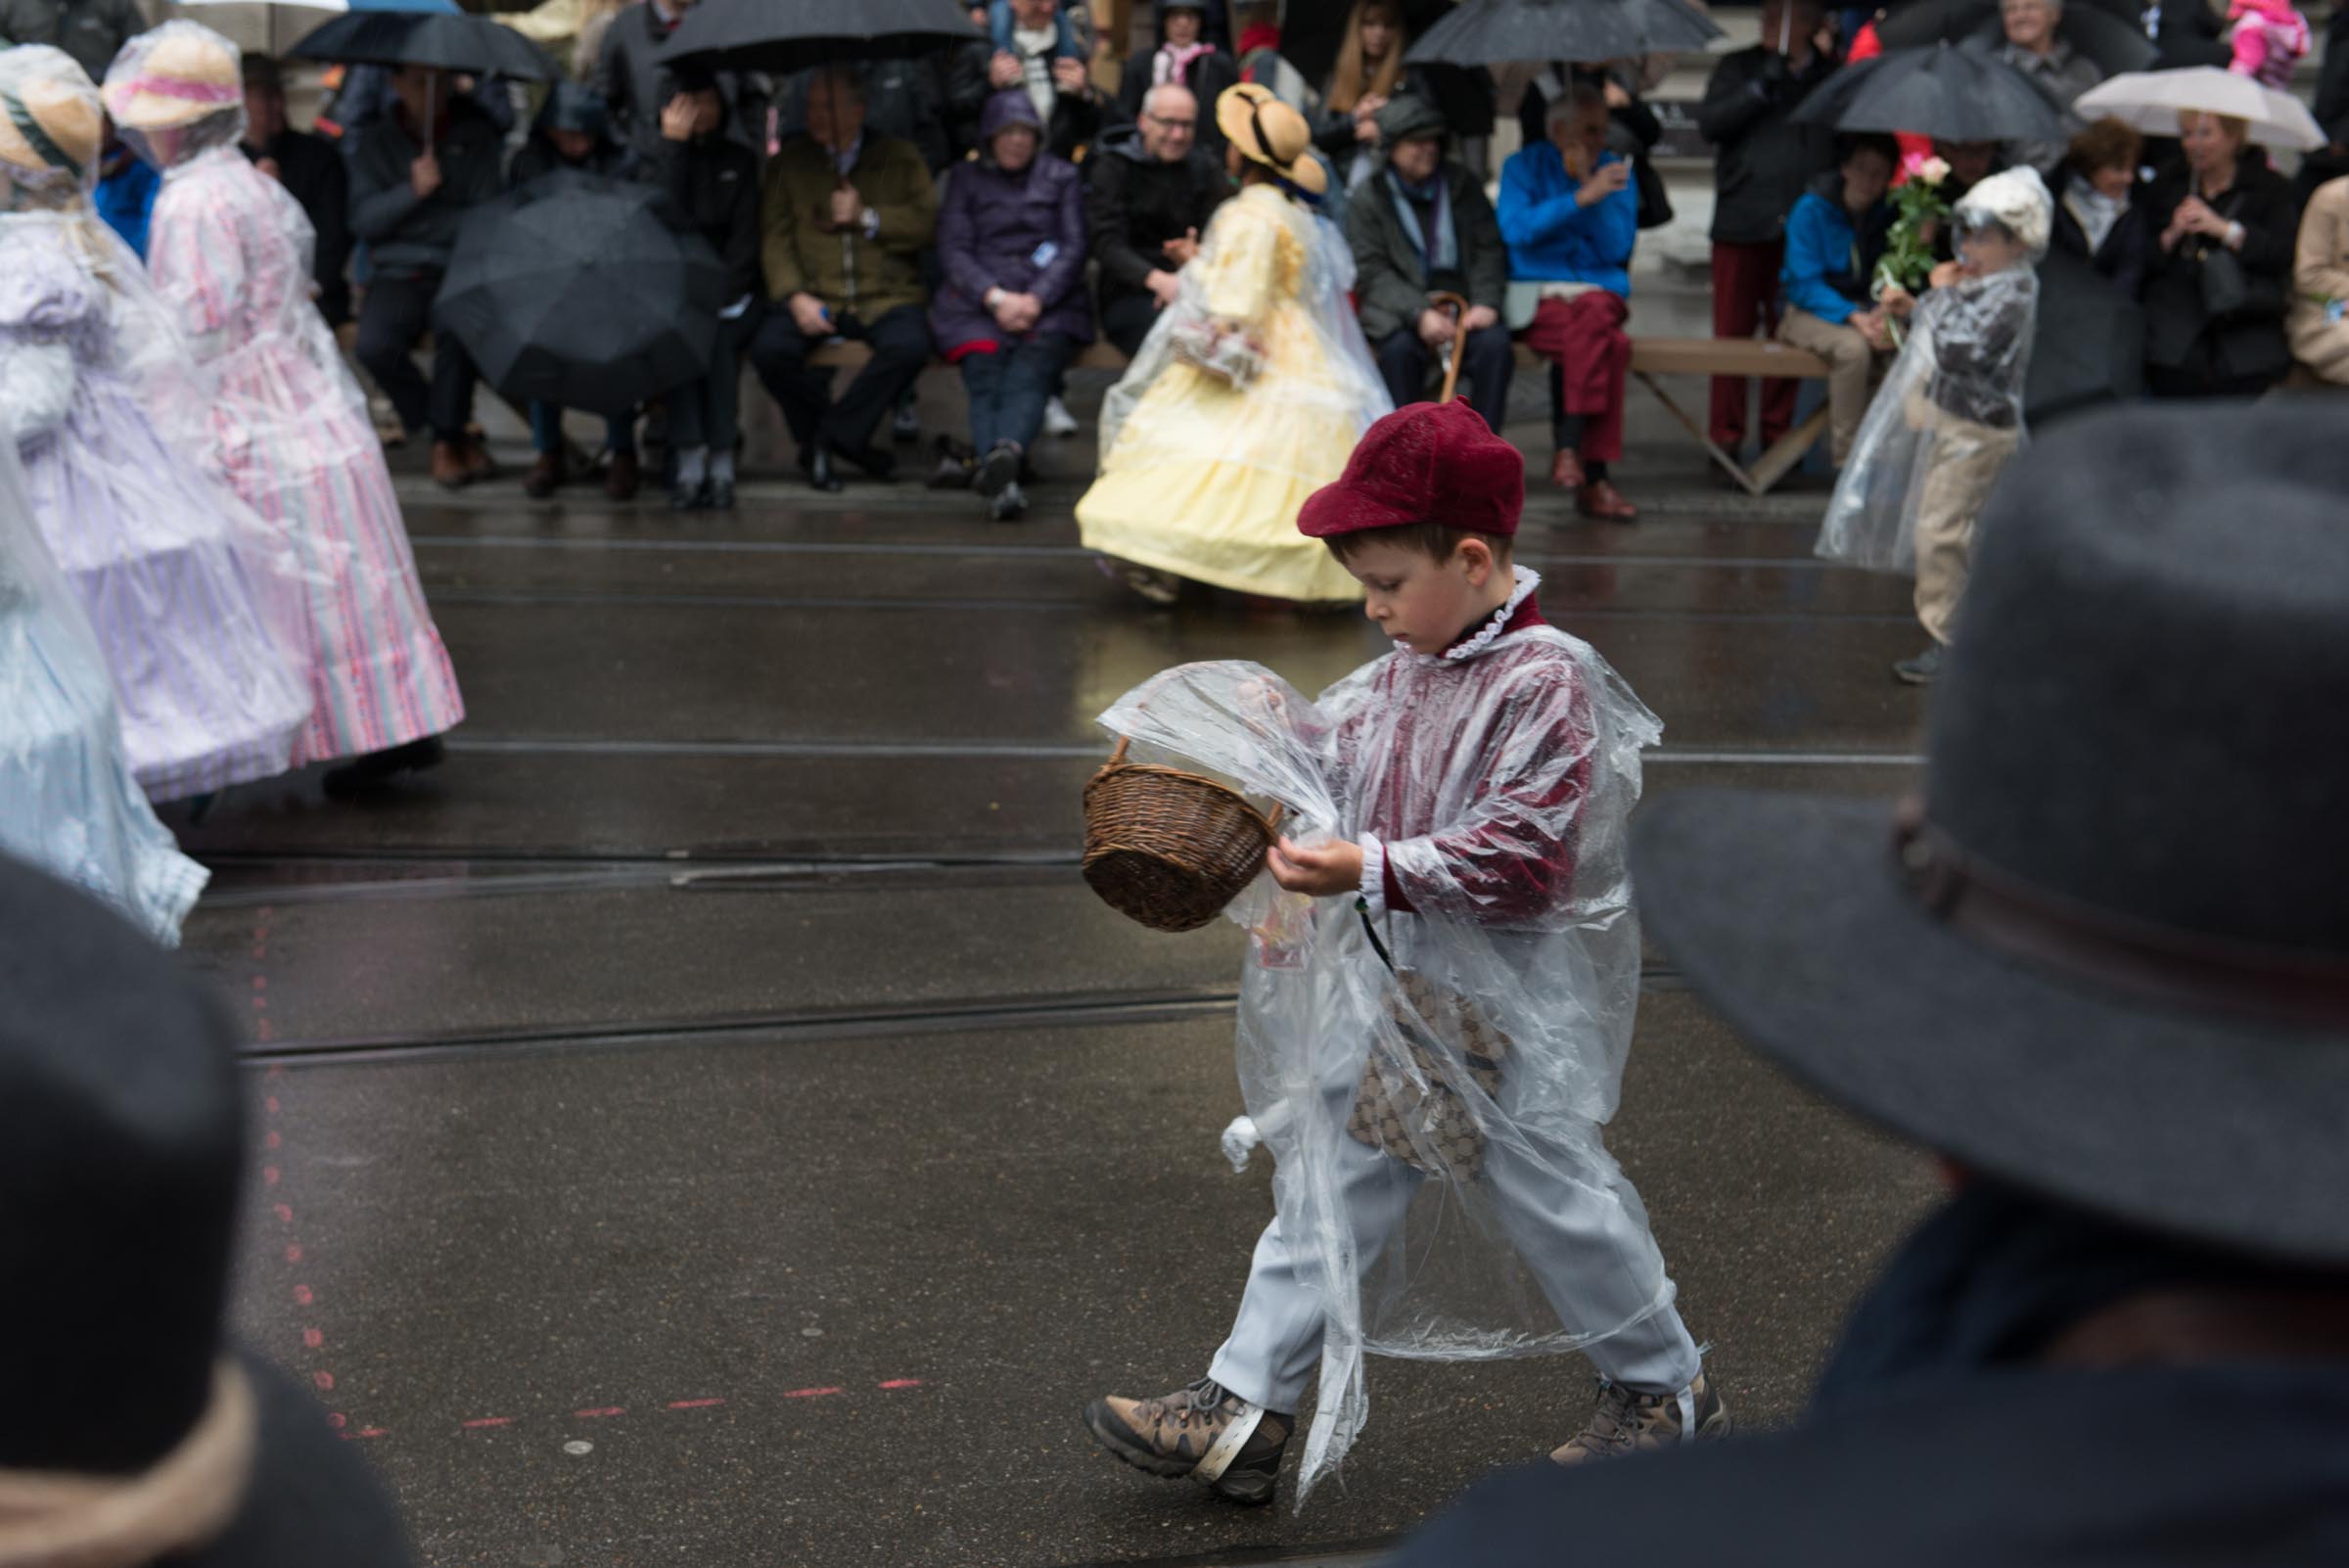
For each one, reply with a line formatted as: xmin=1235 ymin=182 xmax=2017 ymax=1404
xmin=1918 ymin=156 xmax=1952 ymax=186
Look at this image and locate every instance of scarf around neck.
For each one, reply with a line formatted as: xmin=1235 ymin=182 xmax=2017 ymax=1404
xmin=1385 ymin=163 xmax=1455 ymax=276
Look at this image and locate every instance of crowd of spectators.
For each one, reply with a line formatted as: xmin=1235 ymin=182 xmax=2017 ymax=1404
xmin=25 ymin=0 xmax=2341 ymax=521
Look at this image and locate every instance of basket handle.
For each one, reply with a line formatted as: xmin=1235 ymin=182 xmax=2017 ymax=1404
xmin=1100 ymin=734 xmax=1287 ymax=838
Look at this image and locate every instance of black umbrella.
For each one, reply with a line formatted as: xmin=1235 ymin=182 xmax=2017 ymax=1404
xmin=657 ymin=0 xmax=980 ymax=74
xmin=1875 ymin=0 xmax=2156 ymax=75
xmin=1405 ymin=0 xmax=1723 ymax=69
xmin=1792 ymin=45 xmax=2067 ymax=142
xmin=433 ymin=175 xmax=731 ymax=419
xmin=288 ymin=10 xmax=560 ymax=80
xmin=2024 ymin=248 xmax=2144 ymax=423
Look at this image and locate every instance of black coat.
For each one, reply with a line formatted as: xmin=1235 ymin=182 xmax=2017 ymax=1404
xmin=1696 ymin=45 xmax=1840 ymax=246
xmin=346 ymin=100 xmax=507 ymax=277
xmin=1083 ymin=123 xmax=1227 ymax=315
xmin=1345 ymin=157 xmax=1506 ymax=344
xmin=2140 ymin=154 xmax=2297 ymax=391
xmin=944 ymin=52 xmax=1104 ymax=161
xmin=638 ymin=133 xmax=761 ymax=302
xmin=2317 ymin=0 xmax=2349 ymax=147
xmin=241 ymin=129 xmax=350 ymax=327
xmin=2050 ymin=174 xmax=2153 ymax=300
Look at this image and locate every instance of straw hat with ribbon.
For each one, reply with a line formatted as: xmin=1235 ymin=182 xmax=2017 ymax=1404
xmin=1215 ymin=81 xmax=1327 ymax=196
xmin=0 ymin=47 xmax=103 ymax=185
xmin=102 ymin=21 xmax=245 ymax=132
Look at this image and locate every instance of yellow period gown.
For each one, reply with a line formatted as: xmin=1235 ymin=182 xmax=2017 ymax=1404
xmin=1077 ymin=183 xmax=1393 ymax=602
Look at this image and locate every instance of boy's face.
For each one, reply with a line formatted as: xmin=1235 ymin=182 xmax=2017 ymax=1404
xmin=1958 ymin=222 xmax=2027 ymax=273
xmin=1339 ymin=535 xmax=1503 ymax=655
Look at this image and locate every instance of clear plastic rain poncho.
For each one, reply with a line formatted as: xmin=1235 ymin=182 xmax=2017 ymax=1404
xmin=0 ymin=45 xmax=314 ymax=801
xmin=1098 ymin=592 xmax=1673 ymax=1502
xmin=0 ymin=421 xmax=207 ymax=943
xmin=1078 ymin=183 xmax=1393 ymax=603
xmin=1817 ymin=168 xmax=2051 ymax=574
xmin=105 ymin=22 xmax=465 ymax=764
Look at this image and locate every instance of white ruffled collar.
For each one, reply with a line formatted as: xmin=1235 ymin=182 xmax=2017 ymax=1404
xmin=1437 ymin=566 xmax=1542 ymax=663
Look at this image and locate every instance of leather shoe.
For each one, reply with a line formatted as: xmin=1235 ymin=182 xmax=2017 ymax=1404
xmin=523 ymin=450 xmax=564 ymax=499
xmin=461 ymin=438 xmax=497 ymax=482
xmin=604 ymin=450 xmax=641 ymax=501
xmin=1549 ymin=448 xmax=1585 ymax=492
xmin=833 ymin=442 xmax=897 ymax=482
xmin=430 ymin=439 xmax=471 ymax=490
xmin=1576 ymin=479 xmax=1639 ymax=521
xmin=808 ymin=441 xmax=845 ymax=492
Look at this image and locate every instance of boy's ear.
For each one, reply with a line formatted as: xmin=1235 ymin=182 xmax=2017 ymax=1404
xmin=1455 ymin=536 xmax=1496 ymax=583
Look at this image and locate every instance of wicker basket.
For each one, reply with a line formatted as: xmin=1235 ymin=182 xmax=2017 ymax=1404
xmin=1082 ymin=737 xmax=1284 ymax=933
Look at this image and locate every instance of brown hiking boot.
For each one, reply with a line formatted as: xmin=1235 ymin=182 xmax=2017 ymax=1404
xmin=430 ymin=439 xmax=470 ymax=489
xmin=1083 ymin=1377 xmax=1290 ymax=1505
xmin=1550 ymin=1374 xmax=1729 ymax=1465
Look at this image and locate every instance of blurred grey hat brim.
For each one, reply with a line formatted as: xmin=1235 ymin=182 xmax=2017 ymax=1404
xmin=1633 ymin=789 xmax=2349 ymax=1266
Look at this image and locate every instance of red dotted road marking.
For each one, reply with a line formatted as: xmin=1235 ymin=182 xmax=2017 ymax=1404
xmin=668 ymin=1398 xmax=726 ymax=1409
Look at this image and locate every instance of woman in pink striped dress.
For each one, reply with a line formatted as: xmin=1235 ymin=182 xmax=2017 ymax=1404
xmin=105 ymin=22 xmax=463 ymax=789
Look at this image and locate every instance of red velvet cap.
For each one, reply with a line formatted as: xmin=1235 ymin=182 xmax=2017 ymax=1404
xmin=1296 ymin=399 xmax=1524 ymax=540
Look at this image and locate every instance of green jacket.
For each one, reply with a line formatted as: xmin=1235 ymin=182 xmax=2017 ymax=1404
xmin=1345 ymin=159 xmax=1508 ymax=346
xmin=760 ymin=132 xmax=936 ymax=320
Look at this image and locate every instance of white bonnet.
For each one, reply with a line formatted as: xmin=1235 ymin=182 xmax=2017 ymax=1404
xmin=1955 ymin=165 xmax=2054 ymax=257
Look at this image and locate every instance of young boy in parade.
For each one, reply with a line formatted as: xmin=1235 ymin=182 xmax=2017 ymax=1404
xmin=1084 ymin=399 xmax=1720 ymax=1508
xmin=1817 ymin=167 xmax=2052 ymax=685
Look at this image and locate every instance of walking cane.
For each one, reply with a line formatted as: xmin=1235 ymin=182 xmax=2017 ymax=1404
xmin=1427 ymin=291 xmax=1470 ymax=404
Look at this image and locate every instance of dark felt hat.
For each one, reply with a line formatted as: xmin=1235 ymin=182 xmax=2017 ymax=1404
xmin=1297 ymin=398 xmax=1524 ymax=539
xmin=1373 ymin=90 xmax=1449 ymax=148
xmin=1632 ymin=403 xmax=2349 ymax=1265
xmin=0 ymin=853 xmax=413 ymax=1565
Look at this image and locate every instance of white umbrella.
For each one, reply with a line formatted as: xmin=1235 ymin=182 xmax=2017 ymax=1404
xmin=2074 ymin=66 xmax=2326 ymax=151
xmin=167 ymin=0 xmax=348 ymax=63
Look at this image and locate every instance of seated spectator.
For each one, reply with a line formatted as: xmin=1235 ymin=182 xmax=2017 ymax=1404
xmin=646 ymin=69 xmax=761 ymax=511
xmin=949 ymin=0 xmax=1105 ymax=162
xmin=595 ymin=0 xmax=760 ymax=164
xmin=1697 ymin=0 xmax=1839 ymax=460
xmin=1777 ymin=133 xmax=1899 ymax=468
xmin=2287 ymin=173 xmax=2349 ymax=385
xmin=1118 ymin=1 xmax=1236 ymax=155
xmin=93 ymin=122 xmax=159 ymax=257
xmin=775 ymin=57 xmax=954 ymax=175
xmin=1499 ymin=83 xmax=1642 ymax=520
xmin=1985 ymin=0 xmax=2102 ymax=174
xmin=1087 ymin=82 xmax=1225 ymax=357
xmin=349 ymin=64 xmax=504 ymax=488
xmin=2052 ymin=117 xmax=2151 ymax=298
xmin=749 ymin=68 xmax=937 ymax=492
xmin=240 ymin=55 xmax=350 ymax=329
xmin=1313 ymin=0 xmax=1407 ymax=195
xmin=930 ymin=90 xmax=1092 ymax=522
xmin=509 ymin=83 xmax=641 ymax=502
xmin=2142 ymin=109 xmax=2294 ymax=397
xmin=1350 ymin=92 xmax=1511 ymax=426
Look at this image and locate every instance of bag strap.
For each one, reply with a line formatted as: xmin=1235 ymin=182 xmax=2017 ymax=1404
xmin=1356 ymin=897 xmax=1396 ymax=974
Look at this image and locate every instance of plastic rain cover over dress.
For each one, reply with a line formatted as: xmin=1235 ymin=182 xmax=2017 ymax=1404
xmin=1815 ymin=262 xmax=2042 ymax=575
xmin=0 ymin=47 xmax=314 ymax=802
xmin=1076 ymin=183 xmax=1393 ymax=604
xmin=0 ymin=426 xmax=207 ymax=945
xmin=1098 ymin=592 xmax=1673 ymax=1502
xmin=106 ymin=22 xmax=464 ymax=765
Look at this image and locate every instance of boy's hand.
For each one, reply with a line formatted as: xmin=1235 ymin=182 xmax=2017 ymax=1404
xmin=1267 ymin=836 xmax=1364 ymax=898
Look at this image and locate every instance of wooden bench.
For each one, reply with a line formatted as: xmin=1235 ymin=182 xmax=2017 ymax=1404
xmin=805 ymin=332 xmax=1834 ymax=496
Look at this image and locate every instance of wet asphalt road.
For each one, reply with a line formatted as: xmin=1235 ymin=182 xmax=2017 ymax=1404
xmin=159 ymin=354 xmax=1944 ymax=1567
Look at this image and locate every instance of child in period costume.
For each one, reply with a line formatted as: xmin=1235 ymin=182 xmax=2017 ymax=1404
xmin=0 ymin=426 xmax=206 ymax=945
xmin=1077 ymin=83 xmax=1390 ymax=606
xmin=104 ymin=23 xmax=463 ymax=795
xmin=1819 ymin=167 xmax=2052 ymax=686
xmin=2228 ymin=0 xmax=2310 ymax=88
xmin=1083 ymin=400 xmax=1720 ymax=1508
xmin=0 ymin=47 xmax=313 ymax=803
